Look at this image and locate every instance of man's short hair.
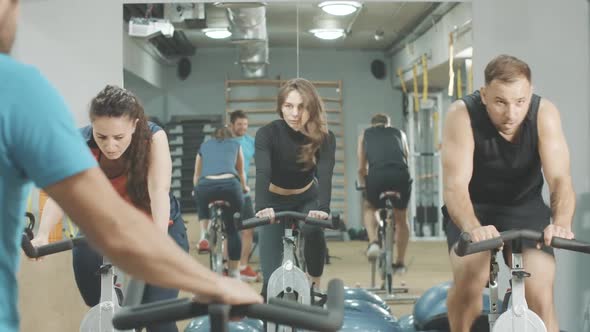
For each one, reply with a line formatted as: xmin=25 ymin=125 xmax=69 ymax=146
xmin=371 ymin=113 xmax=390 ymax=126
xmin=484 ymin=54 xmax=531 ymax=85
xmin=229 ymin=110 xmax=248 ymax=124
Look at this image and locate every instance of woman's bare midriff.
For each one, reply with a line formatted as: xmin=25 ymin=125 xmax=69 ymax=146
xmin=269 ymin=180 xmax=313 ymax=195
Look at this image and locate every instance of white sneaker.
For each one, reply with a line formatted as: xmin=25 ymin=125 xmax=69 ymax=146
xmin=366 ymin=242 xmax=380 ymax=259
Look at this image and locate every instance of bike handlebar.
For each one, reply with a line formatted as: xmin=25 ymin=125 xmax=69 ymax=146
xmin=454 ymin=229 xmax=590 ymax=257
xmin=21 ymin=233 xmax=86 ymax=258
xmin=234 ymin=211 xmax=340 ymax=230
xmin=112 ymin=279 xmax=345 ymax=331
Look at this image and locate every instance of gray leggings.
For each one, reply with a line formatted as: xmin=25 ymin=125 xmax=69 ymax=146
xmin=258 ymin=185 xmax=326 ymax=296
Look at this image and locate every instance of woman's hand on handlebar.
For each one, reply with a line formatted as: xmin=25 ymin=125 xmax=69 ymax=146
xmin=308 ymin=210 xmax=329 ymax=220
xmin=541 ymin=224 xmax=575 ymax=248
xmin=256 ymin=208 xmax=276 ymax=223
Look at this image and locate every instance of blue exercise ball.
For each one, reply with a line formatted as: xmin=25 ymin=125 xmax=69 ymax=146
xmin=340 ymin=299 xmax=399 ymax=331
xmin=413 ymin=281 xmax=495 ymax=331
xmin=241 ymin=318 xmax=263 ymax=330
xmin=397 ymin=314 xmax=444 ymax=332
xmin=184 ymin=316 xmax=261 ymax=332
xmin=413 ymin=281 xmax=452 ymax=330
xmin=343 ymin=286 xmax=391 ymax=312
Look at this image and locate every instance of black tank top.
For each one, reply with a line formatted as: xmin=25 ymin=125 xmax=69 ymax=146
xmin=465 ymin=91 xmax=543 ymax=205
xmin=363 ymin=126 xmax=407 ymax=170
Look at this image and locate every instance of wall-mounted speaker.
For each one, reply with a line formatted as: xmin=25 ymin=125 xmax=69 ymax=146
xmin=177 ymin=57 xmax=191 ymax=81
xmin=371 ymin=59 xmax=386 ymax=80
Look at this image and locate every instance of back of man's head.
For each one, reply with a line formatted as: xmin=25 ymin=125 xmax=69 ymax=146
xmin=371 ymin=113 xmax=390 ymax=127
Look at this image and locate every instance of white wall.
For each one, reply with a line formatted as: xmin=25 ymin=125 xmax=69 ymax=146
xmin=12 ymin=1 xmax=124 ymax=331
xmin=473 ymin=0 xmax=590 ymax=330
xmin=12 ymin=0 xmax=122 ymax=126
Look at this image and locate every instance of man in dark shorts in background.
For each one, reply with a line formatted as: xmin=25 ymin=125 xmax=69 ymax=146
xmin=357 ymin=113 xmax=412 ymax=273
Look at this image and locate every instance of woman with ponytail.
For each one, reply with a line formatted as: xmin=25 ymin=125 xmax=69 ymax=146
xmin=254 ymin=78 xmax=336 ymax=296
xmin=32 ymin=85 xmax=189 ymax=332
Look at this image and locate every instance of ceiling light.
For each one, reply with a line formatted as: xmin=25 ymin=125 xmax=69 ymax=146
xmin=318 ymin=1 xmax=361 ymax=16
xmin=309 ymin=29 xmax=346 ymax=40
xmin=374 ymin=29 xmax=384 ymax=41
xmin=203 ymin=28 xmax=232 ymax=39
xmin=455 ymin=46 xmax=473 ymax=58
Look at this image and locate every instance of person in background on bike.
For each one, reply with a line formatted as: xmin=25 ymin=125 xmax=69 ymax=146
xmin=193 ymin=126 xmax=248 ymax=279
xmin=254 ymin=78 xmax=336 ymax=296
xmin=442 ymin=54 xmax=575 ymax=332
xmin=357 ymin=113 xmax=412 ymax=273
xmin=228 ymin=110 xmax=259 ymax=282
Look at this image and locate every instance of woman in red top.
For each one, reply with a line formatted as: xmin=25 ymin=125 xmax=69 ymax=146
xmin=33 ymin=85 xmax=189 ymax=332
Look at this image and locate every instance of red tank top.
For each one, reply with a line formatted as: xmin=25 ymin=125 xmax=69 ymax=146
xmin=90 ymin=148 xmax=132 ymax=204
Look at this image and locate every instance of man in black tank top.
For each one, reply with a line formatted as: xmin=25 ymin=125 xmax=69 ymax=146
xmin=442 ymin=55 xmax=575 ymax=332
xmin=357 ymin=113 xmax=412 ymax=272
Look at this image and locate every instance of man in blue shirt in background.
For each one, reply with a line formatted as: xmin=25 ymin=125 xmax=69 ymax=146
xmin=0 ymin=1 xmax=261 ymax=331
xmin=229 ymin=110 xmax=259 ymax=282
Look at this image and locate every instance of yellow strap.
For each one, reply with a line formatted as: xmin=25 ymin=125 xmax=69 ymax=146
xmin=457 ymin=67 xmax=463 ymax=99
xmin=448 ymin=33 xmax=455 ymax=97
xmin=412 ymin=64 xmax=419 ymax=112
xmin=26 ymin=191 xmax=33 ymax=214
xmin=421 ymin=54 xmax=428 ymax=102
xmin=64 ymin=217 xmax=79 ymax=238
xmin=396 ymin=68 xmax=407 ymax=94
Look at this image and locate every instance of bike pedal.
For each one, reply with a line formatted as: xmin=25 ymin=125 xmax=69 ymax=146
xmin=512 ymin=270 xmax=531 ymax=278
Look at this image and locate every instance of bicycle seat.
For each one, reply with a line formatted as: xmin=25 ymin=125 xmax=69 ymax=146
xmin=379 ymin=191 xmax=401 ymax=201
xmin=208 ymin=200 xmax=231 ymax=209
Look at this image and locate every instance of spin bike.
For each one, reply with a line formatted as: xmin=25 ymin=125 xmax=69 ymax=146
xmin=356 ymin=182 xmax=417 ymax=304
xmin=112 ymin=279 xmax=345 ymax=332
xmin=235 ymin=211 xmax=340 ymax=331
xmin=206 ymin=200 xmax=231 ymax=274
xmin=21 ymin=213 xmax=144 ymax=332
xmin=455 ymin=229 xmax=590 ymax=332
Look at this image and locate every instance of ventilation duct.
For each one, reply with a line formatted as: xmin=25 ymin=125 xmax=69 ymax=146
xmin=224 ymin=4 xmax=268 ymax=78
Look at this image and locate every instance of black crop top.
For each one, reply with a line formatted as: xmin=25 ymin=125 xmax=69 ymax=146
xmin=255 ymin=119 xmax=336 ymax=213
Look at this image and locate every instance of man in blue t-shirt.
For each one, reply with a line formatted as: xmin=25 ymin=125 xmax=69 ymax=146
xmin=229 ymin=110 xmax=258 ymax=282
xmin=0 ymin=2 xmax=260 ymax=331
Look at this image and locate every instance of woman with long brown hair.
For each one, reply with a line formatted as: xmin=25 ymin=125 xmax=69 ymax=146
xmin=255 ymin=78 xmax=336 ymax=296
xmin=32 ymin=85 xmax=189 ymax=332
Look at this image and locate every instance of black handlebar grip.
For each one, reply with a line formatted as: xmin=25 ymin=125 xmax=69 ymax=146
xmin=21 ymin=233 xmax=39 ymax=258
xmin=551 ymin=237 xmax=590 ymax=254
xmin=454 ymin=232 xmax=504 ymax=257
xmin=454 ymin=232 xmax=472 ymax=257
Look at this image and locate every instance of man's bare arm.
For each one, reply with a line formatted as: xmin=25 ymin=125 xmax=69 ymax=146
xmin=357 ymin=132 xmax=368 ymax=185
xmin=537 ymin=99 xmax=575 ymax=229
xmin=442 ymin=101 xmax=480 ymax=232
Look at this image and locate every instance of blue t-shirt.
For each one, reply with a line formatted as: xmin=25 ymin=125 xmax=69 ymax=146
xmin=233 ymin=134 xmax=255 ymax=181
xmin=0 ymin=54 xmax=97 ymax=331
xmin=198 ymin=139 xmax=240 ymax=178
